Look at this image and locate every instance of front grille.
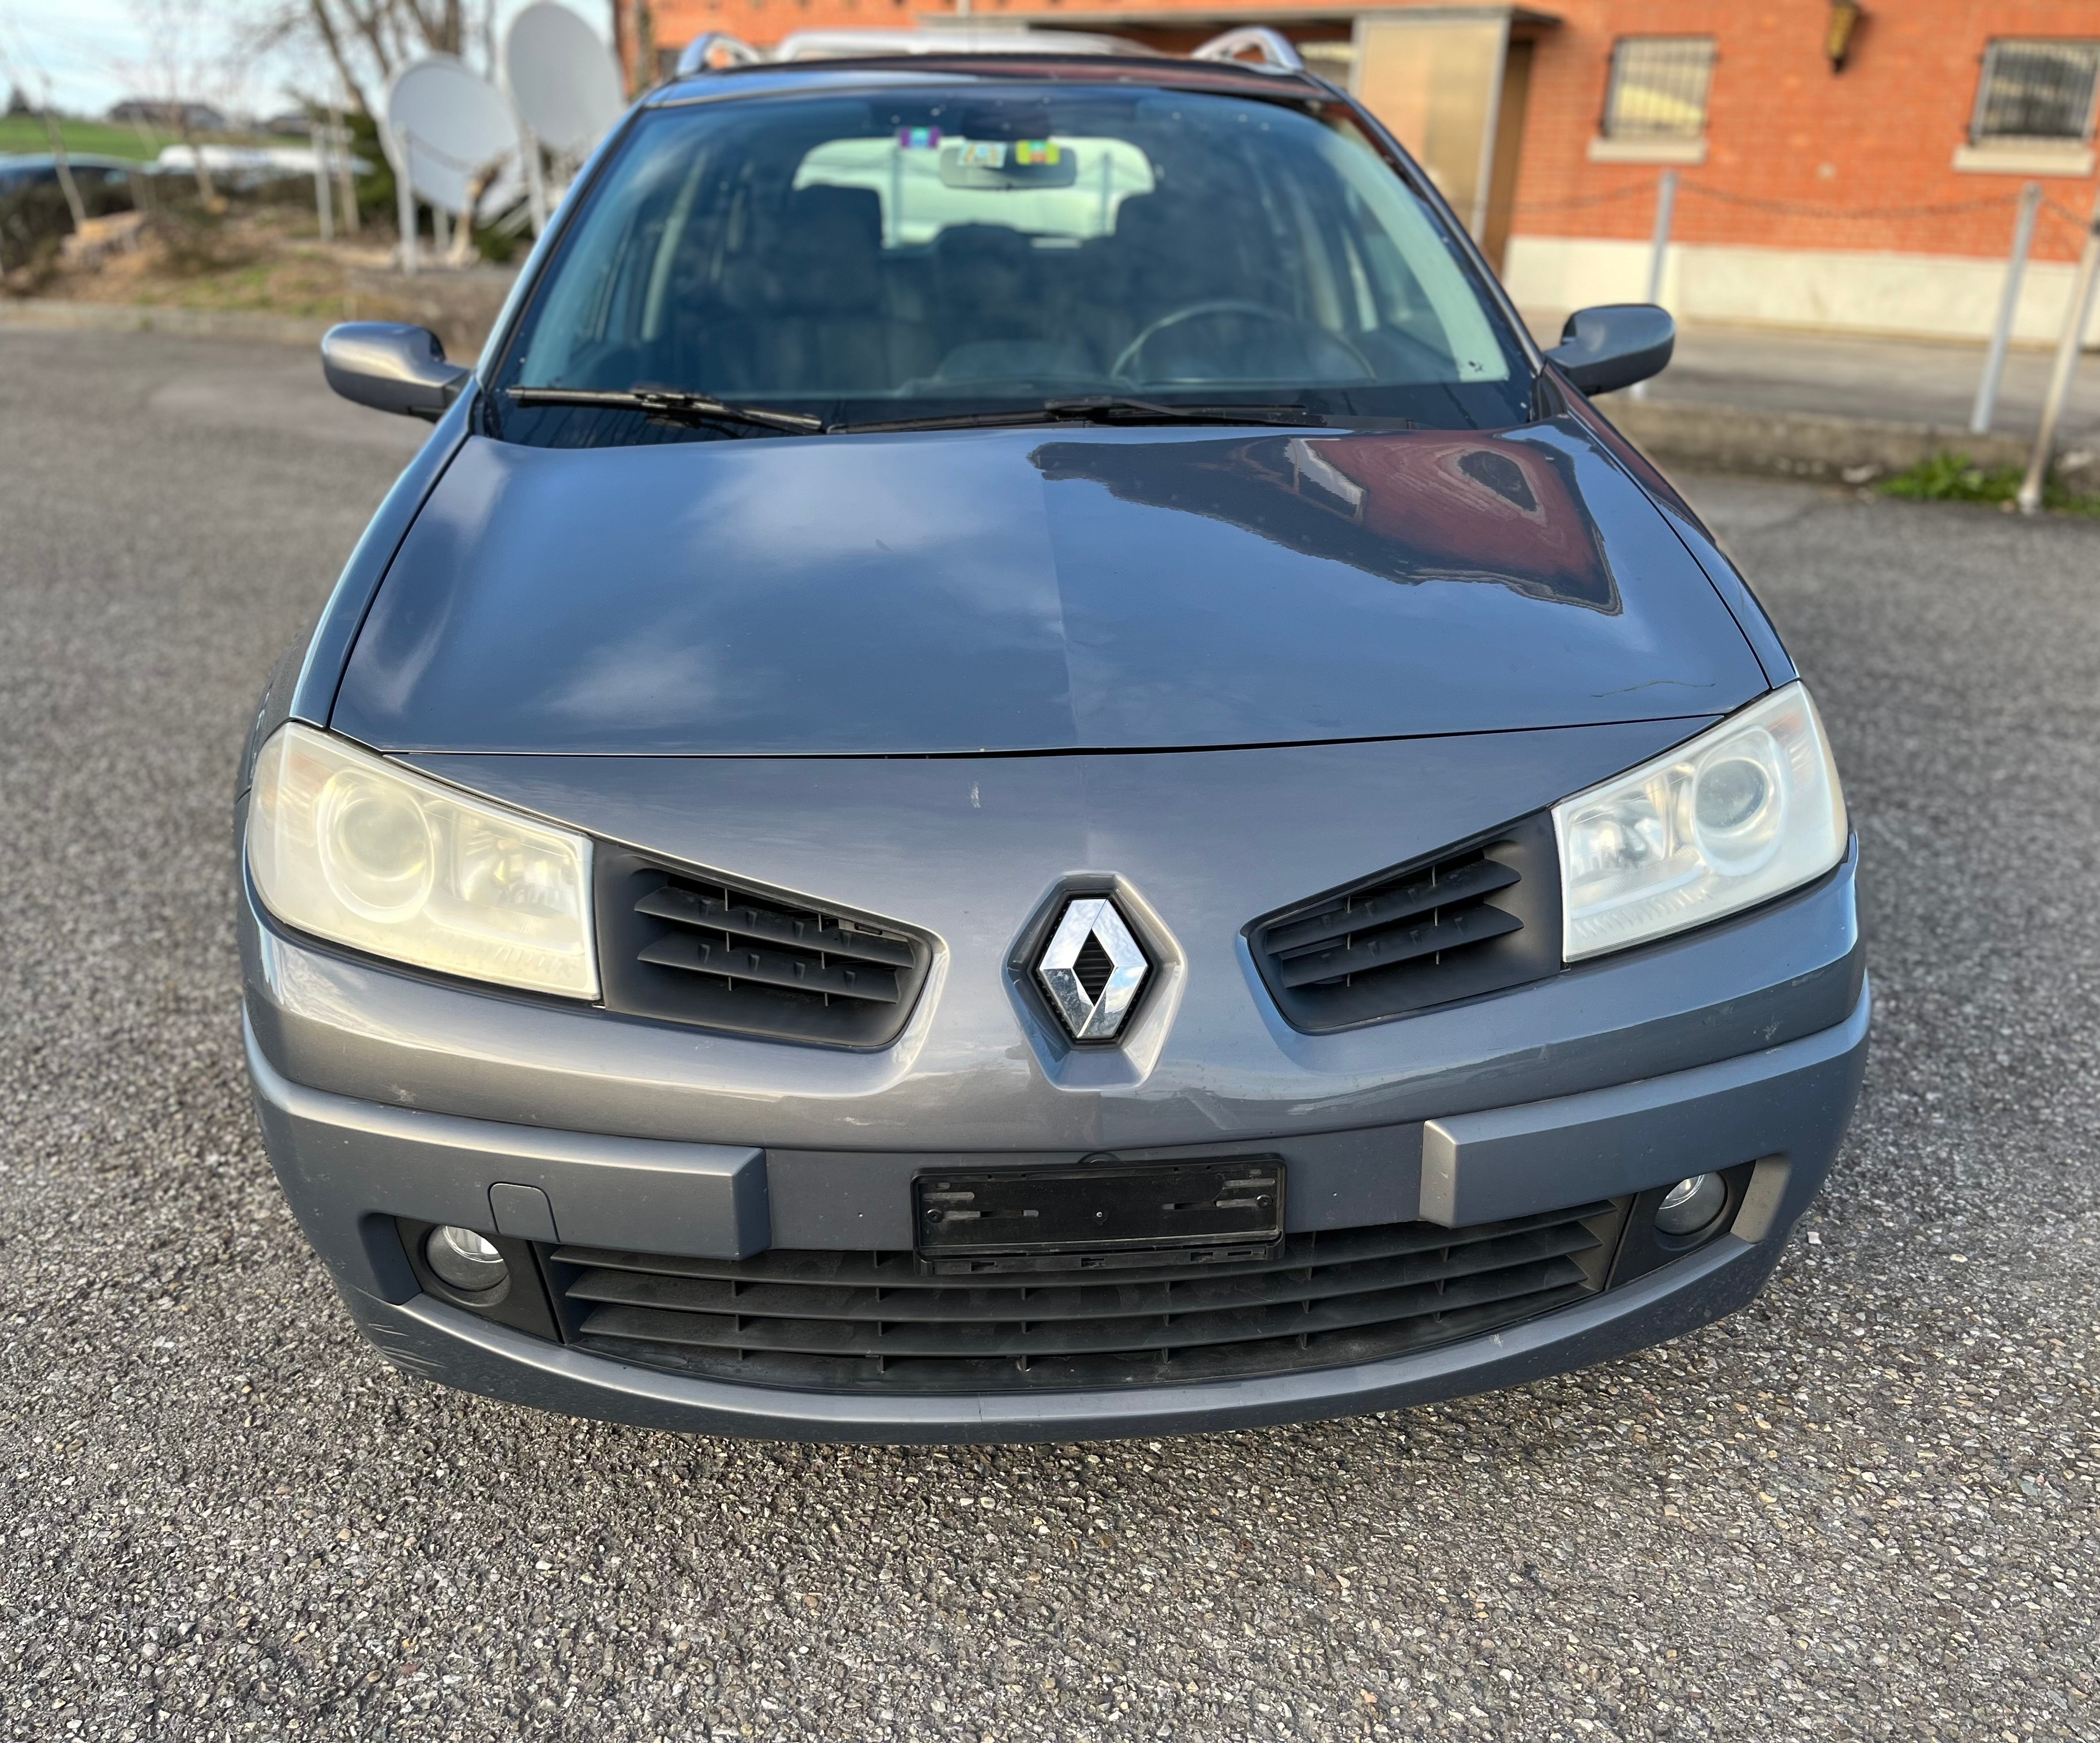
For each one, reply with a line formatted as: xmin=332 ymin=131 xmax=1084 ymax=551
xmin=1249 ymin=812 xmax=1562 ymax=1033
xmin=595 ymin=850 xmax=933 ymax=1047
xmin=542 ymin=1199 xmax=1623 ymax=1394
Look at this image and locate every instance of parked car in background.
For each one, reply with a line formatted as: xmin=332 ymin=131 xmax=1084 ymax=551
xmin=0 ymin=153 xmax=140 ymax=264
xmin=241 ymin=34 xmax=1866 ymax=1444
xmin=152 ymin=142 xmax=370 ymax=192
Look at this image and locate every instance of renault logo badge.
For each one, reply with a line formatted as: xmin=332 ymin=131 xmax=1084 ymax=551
xmin=1036 ymin=897 xmax=1150 ymax=1042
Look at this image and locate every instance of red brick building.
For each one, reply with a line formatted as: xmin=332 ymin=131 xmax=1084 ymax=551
xmin=614 ymin=0 xmax=2100 ymax=341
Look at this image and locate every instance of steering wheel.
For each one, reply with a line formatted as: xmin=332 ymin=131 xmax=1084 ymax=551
xmin=1112 ymin=300 xmax=1376 ymax=386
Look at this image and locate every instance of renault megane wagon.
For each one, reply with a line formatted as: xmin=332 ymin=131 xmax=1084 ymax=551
xmin=238 ymin=32 xmax=1866 ymax=1443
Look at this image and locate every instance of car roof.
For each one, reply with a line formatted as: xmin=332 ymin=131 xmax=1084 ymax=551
xmin=646 ymin=52 xmax=1333 ymax=108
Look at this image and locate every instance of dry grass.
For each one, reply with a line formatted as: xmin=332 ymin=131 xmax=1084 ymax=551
xmin=7 ymin=206 xmax=396 ymax=319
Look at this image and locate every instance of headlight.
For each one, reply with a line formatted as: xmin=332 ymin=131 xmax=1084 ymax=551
xmin=247 ymin=723 xmax=598 ymax=997
xmin=1554 ymin=682 xmax=1846 ymax=962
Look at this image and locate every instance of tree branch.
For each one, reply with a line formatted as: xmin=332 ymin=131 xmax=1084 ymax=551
xmin=306 ymin=0 xmax=374 ymax=114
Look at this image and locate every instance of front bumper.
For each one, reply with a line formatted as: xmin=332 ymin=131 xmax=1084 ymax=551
xmin=245 ymin=979 xmax=1868 ymax=1444
xmin=239 ymin=722 xmax=1869 ymax=1442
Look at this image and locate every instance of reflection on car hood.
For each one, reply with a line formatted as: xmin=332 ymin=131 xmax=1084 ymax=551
xmin=331 ymin=418 xmax=1766 ymax=756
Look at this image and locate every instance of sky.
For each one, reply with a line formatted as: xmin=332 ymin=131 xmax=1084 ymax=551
xmin=0 ymin=0 xmax=612 ymax=119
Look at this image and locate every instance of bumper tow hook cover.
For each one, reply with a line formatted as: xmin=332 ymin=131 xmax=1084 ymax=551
xmin=490 ymin=1182 xmax=560 ymax=1244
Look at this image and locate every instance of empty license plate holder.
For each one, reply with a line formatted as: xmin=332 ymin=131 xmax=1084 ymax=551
xmin=913 ymin=1158 xmax=1285 ymax=1275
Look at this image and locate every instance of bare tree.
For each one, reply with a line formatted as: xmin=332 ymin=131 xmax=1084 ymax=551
xmin=0 ymin=36 xmax=88 ymax=228
xmin=257 ymin=0 xmax=500 ymax=114
xmin=633 ymin=0 xmax=655 ymax=96
xmin=32 ymin=85 xmax=89 ymax=229
xmin=123 ymin=0 xmax=254 ymax=208
xmin=235 ymin=0 xmax=505 ymax=258
xmin=301 ymin=0 xmax=375 ymax=117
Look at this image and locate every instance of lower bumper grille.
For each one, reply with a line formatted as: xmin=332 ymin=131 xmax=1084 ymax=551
xmin=543 ymin=1199 xmax=1625 ymax=1395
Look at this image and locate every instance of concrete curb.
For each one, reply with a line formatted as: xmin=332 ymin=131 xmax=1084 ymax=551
xmin=1602 ymin=396 xmax=2033 ymax=480
xmin=0 ymin=300 xmax=2062 ymax=485
xmin=3 ymin=272 xmax=519 ymax=358
xmin=0 ymin=296 xmax=336 ymax=346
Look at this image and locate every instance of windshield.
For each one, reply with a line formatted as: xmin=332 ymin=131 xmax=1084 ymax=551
xmin=492 ymin=84 xmax=1536 ymax=441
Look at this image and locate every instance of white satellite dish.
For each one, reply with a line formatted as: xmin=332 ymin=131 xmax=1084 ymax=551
xmin=385 ymin=55 xmax=520 ymax=217
xmin=504 ymin=2 xmax=624 ymax=160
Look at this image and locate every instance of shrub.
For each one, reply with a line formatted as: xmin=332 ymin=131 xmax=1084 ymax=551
xmin=1878 ymin=451 xmax=2099 ymax=515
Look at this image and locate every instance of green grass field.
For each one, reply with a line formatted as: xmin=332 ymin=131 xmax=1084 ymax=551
xmin=0 ymin=117 xmax=168 ymax=162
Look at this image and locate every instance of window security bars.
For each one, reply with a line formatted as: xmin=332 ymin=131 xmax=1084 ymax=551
xmin=1603 ymin=37 xmax=1716 ymax=140
xmin=1972 ymin=40 xmax=2100 ymax=142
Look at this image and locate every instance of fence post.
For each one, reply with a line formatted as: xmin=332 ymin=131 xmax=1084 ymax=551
xmin=523 ymin=126 xmax=549 ymax=237
xmin=308 ymin=119 xmax=335 ymax=245
xmin=331 ymin=107 xmax=359 ymax=237
xmin=1971 ymin=181 xmax=2041 ymax=435
xmin=2017 ymin=184 xmax=2100 ymax=515
xmin=1629 ymin=167 xmax=1678 ymax=403
xmin=392 ymin=125 xmax=418 ymax=276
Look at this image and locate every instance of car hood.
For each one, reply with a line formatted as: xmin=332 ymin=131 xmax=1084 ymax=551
xmin=331 ymin=418 xmax=1767 ymax=756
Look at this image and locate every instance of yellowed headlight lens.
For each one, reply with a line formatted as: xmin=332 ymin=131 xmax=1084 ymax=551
xmin=247 ymin=723 xmax=597 ymax=998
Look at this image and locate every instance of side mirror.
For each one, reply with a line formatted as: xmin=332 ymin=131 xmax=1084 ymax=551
xmin=1544 ymin=305 xmax=1675 ymax=397
xmin=321 ymin=322 xmax=472 ymax=420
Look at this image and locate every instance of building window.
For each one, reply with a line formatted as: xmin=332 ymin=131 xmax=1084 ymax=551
xmin=1603 ymin=37 xmax=1715 ymax=140
xmin=1972 ymin=40 xmax=2100 ymax=142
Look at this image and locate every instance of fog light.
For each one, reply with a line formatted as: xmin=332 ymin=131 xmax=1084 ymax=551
xmin=1655 ymin=1173 xmax=1727 ymax=1237
xmin=426 ymin=1225 xmax=507 ymax=1291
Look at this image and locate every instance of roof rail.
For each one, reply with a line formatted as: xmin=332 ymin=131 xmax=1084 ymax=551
xmin=674 ymin=32 xmax=764 ymax=76
xmin=773 ymin=26 xmax=1144 ymax=61
xmin=673 ymin=27 xmax=1148 ymax=74
xmin=672 ymin=24 xmax=1304 ymax=76
xmin=1189 ymin=27 xmax=1305 ymax=74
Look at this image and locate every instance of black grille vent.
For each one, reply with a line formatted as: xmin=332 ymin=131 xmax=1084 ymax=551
xmin=1070 ymin=931 xmax=1118 ymax=1001
xmin=596 ymin=850 xmax=932 ymax=1047
xmin=1250 ymin=812 xmax=1562 ymax=1033
xmin=543 ymin=1199 xmax=1624 ymax=1394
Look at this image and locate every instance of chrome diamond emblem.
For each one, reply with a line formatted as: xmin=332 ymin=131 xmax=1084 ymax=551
xmin=1036 ymin=897 xmax=1149 ymax=1042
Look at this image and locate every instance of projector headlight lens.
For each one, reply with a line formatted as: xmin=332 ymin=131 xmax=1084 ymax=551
xmin=247 ymin=722 xmax=597 ymax=998
xmin=1555 ymin=682 xmax=1846 ymax=961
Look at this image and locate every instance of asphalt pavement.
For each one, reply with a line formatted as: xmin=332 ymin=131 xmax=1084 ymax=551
xmin=1647 ymin=322 xmax=2100 ymax=448
xmin=1 ymin=329 xmax=2095 ymax=1742
xmin=1520 ymin=317 xmax=2100 ymax=452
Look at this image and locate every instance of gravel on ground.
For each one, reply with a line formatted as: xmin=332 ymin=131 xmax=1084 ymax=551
xmin=1 ymin=331 xmax=2094 ymax=1742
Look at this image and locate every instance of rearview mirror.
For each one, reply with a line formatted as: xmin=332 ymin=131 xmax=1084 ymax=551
xmin=321 ymin=322 xmax=472 ymax=420
xmin=1544 ymin=305 xmax=1675 ymax=397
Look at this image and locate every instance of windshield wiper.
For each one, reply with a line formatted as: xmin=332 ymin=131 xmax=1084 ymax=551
xmin=834 ymin=396 xmax=1325 ymax=435
xmin=505 ymin=386 xmax=824 ymax=435
xmin=506 ymin=389 xmax=1323 ymax=438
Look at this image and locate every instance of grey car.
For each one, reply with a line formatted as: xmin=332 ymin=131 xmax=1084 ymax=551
xmin=239 ymin=42 xmax=1865 ymax=1444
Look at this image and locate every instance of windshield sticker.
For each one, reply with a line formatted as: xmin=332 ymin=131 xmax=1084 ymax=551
xmin=896 ymin=126 xmax=942 ymax=151
xmin=954 ymin=140 xmax=1007 ymax=169
xmin=1012 ymin=140 xmax=1062 ymax=166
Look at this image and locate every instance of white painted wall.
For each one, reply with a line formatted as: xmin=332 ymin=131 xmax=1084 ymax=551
xmin=1504 ymin=235 xmax=2099 ymax=346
